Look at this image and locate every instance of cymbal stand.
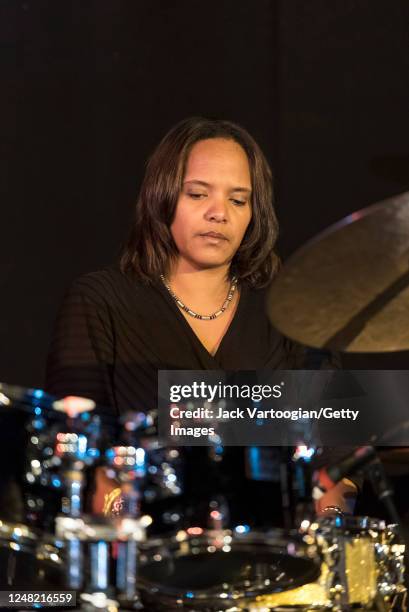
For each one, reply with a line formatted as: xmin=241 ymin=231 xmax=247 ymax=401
xmin=51 ymin=398 xmax=122 ymax=610
xmin=104 ymin=411 xmax=150 ymax=609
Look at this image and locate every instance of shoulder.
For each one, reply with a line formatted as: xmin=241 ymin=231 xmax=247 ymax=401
xmin=238 ymin=281 xmax=281 ymax=339
xmin=68 ymin=267 xmax=142 ymax=299
xmin=66 ymin=267 xmax=157 ymax=312
xmin=71 ymin=266 xmax=127 ymax=290
xmin=240 ymin=281 xmax=269 ymax=310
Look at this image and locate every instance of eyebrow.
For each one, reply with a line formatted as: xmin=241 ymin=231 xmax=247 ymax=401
xmin=183 ymin=180 xmax=252 ymax=194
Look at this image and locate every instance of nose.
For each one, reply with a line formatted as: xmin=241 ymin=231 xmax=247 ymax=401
xmin=204 ymin=194 xmax=228 ymax=223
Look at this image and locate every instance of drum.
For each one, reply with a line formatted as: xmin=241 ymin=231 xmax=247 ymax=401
xmin=137 ymin=527 xmax=321 ymax=611
xmin=0 ymin=520 xmax=64 ymax=590
xmin=314 ymin=516 xmax=405 ymax=608
xmin=250 ymin=516 xmax=406 ymax=611
xmin=0 ymin=384 xmax=103 ymax=530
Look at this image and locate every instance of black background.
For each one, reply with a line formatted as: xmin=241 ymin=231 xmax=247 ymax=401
xmin=2 ymin=0 xmax=409 ymax=388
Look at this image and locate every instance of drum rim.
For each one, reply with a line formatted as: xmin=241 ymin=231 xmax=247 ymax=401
xmin=0 ymin=520 xmax=39 ymax=544
xmin=140 ymin=527 xmax=319 ymax=548
xmin=0 ymin=520 xmax=62 ymax=566
xmin=138 ymin=528 xmax=321 ymax=603
xmin=316 ymin=514 xmax=387 ymax=532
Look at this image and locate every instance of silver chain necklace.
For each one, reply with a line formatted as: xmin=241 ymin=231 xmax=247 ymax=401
xmin=160 ymin=274 xmax=238 ymax=321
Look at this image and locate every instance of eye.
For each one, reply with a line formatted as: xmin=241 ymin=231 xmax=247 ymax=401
xmin=231 ymin=198 xmax=247 ymax=207
xmin=187 ymin=192 xmax=207 ymax=200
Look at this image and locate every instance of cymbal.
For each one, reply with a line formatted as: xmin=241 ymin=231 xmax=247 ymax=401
xmin=266 ymin=191 xmax=409 ymax=352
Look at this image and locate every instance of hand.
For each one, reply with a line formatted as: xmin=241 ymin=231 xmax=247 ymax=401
xmin=314 ymin=478 xmax=357 ymax=516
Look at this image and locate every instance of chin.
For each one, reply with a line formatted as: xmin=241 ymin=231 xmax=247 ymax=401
xmin=181 ymin=247 xmax=234 ymax=270
xmin=191 ymin=257 xmax=231 ymax=270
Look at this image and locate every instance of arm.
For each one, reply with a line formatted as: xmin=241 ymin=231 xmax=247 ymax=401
xmin=46 ymin=275 xmax=116 ymax=412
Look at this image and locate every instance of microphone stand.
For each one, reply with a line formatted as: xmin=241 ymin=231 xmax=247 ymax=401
xmin=293 ymin=457 xmax=315 ymax=525
xmin=279 ymin=447 xmax=293 ymax=529
xmin=366 ymin=458 xmax=408 ymax=610
xmin=367 ymin=459 xmax=401 ymax=526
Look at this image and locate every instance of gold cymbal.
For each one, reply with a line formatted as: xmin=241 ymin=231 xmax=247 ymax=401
xmin=266 ymin=191 xmax=409 ymax=352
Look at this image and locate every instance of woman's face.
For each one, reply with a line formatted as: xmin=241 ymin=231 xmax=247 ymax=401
xmin=171 ymin=138 xmax=252 ymax=272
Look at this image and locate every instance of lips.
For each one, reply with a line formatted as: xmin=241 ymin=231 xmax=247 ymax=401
xmin=199 ymin=231 xmax=229 ymax=240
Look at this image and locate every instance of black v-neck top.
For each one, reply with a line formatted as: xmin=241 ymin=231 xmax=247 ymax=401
xmin=45 ymin=267 xmax=310 ymax=416
xmin=45 ymin=267 xmax=358 ymax=488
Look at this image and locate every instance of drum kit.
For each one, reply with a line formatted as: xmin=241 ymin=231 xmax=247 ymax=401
xmin=1 ymin=191 xmax=409 ymax=610
xmin=0 ymin=384 xmax=406 ymax=611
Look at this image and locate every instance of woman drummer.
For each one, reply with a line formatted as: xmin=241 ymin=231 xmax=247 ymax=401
xmin=46 ymin=117 xmax=357 ymax=516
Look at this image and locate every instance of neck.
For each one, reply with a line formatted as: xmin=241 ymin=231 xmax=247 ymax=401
xmin=167 ymin=261 xmax=233 ymax=304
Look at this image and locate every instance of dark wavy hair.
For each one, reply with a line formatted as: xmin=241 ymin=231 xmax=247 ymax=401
xmin=120 ymin=117 xmax=279 ymax=288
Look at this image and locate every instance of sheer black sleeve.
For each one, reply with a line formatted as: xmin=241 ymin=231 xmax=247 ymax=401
xmin=45 ymin=275 xmax=117 ymax=413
